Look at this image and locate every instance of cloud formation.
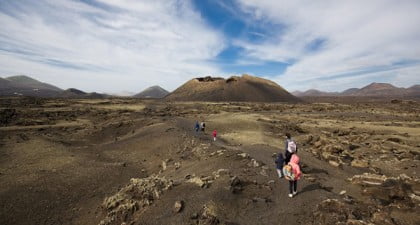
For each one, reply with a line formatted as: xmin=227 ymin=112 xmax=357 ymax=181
xmin=0 ymin=0 xmax=225 ymax=93
xmin=235 ymin=0 xmax=420 ymax=91
xmin=1 ymin=0 xmax=419 ymax=93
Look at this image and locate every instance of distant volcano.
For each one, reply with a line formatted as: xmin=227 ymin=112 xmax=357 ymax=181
xmin=165 ymin=74 xmax=301 ymax=102
xmin=0 ymin=75 xmax=62 ymax=97
xmin=134 ymin=86 xmax=169 ymax=98
xmin=293 ymin=82 xmax=420 ymax=97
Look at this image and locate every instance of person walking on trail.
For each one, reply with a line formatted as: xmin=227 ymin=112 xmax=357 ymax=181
xmin=195 ymin=121 xmax=200 ymax=133
xmin=283 ymin=154 xmax=302 ymax=198
xmin=284 ymin=133 xmax=297 ymax=164
xmin=200 ymin=122 xmax=206 ymax=132
xmin=275 ymin=153 xmax=285 ymax=178
xmin=212 ymin=129 xmax=217 ymax=141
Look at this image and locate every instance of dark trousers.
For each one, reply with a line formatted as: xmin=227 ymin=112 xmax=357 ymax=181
xmin=285 ymin=151 xmax=293 ymax=164
xmin=289 ymin=180 xmax=297 ymax=194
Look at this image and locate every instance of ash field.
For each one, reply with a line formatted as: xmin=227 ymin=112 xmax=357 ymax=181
xmin=0 ymin=97 xmax=419 ymax=225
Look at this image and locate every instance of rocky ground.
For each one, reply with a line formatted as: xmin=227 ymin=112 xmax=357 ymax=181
xmin=0 ymin=97 xmax=419 ymax=225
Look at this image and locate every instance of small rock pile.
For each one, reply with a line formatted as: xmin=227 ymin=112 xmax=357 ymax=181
xmin=99 ymin=175 xmax=173 ymax=225
xmin=350 ymin=173 xmax=420 ymax=207
xmin=313 ymin=173 xmax=420 ymax=225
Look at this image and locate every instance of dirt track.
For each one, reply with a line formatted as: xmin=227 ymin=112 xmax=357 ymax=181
xmin=0 ymin=97 xmax=419 ymax=225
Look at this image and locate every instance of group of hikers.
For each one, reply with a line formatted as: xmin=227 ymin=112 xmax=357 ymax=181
xmin=194 ymin=121 xmax=300 ymax=197
xmin=275 ymin=133 xmax=301 ymax=198
xmin=195 ymin=121 xmax=217 ymax=141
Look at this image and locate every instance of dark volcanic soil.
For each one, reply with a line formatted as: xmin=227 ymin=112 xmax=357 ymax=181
xmin=0 ymin=97 xmax=419 ymax=225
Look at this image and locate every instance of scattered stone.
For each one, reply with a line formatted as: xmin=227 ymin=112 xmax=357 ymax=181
xmin=174 ymin=162 xmax=181 ymax=170
xmin=237 ymin=153 xmax=249 ymax=158
xmin=190 ymin=213 xmax=199 ymax=220
xmin=249 ymin=159 xmax=260 ymax=167
xmin=187 ymin=177 xmax=206 ymax=188
xmin=230 ymin=176 xmax=243 ymax=194
xmin=351 ymin=159 xmax=369 ymax=168
xmin=161 ymin=161 xmax=167 ymax=171
xmin=350 ymin=173 xmax=387 ymax=186
xmin=328 ymin=160 xmax=342 ymax=168
xmin=339 ymin=190 xmax=347 ymax=195
xmin=387 ymin=137 xmax=401 ymax=143
xmin=200 ymin=202 xmax=220 ymax=224
xmin=349 ymin=144 xmax=360 ymax=151
xmin=173 ymin=200 xmax=184 ymax=213
xmin=213 ymin=169 xmax=230 ymax=179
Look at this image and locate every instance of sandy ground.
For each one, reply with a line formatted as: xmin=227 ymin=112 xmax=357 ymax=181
xmin=0 ymin=97 xmax=419 ymax=225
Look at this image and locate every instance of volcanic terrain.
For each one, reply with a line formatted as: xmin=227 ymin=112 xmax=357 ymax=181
xmin=0 ymin=96 xmax=419 ymax=225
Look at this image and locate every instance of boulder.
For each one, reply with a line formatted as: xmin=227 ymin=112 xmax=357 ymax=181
xmin=173 ymin=200 xmax=184 ymax=213
xmin=187 ymin=177 xmax=207 ymax=188
xmin=351 ymin=159 xmax=369 ymax=168
xmin=230 ymin=176 xmax=243 ymax=194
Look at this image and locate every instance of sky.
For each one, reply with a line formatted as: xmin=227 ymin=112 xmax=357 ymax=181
xmin=0 ymin=0 xmax=419 ymax=94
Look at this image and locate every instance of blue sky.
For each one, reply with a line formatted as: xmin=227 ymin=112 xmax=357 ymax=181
xmin=0 ymin=0 xmax=419 ymax=94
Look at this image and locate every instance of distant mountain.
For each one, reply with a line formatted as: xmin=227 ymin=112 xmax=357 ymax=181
xmin=407 ymin=85 xmax=420 ymax=96
xmin=353 ymin=82 xmax=404 ymax=96
xmin=134 ymin=85 xmax=169 ymax=98
xmin=165 ymin=74 xmax=301 ymax=102
xmin=341 ymin=88 xmax=360 ymax=95
xmin=296 ymin=82 xmax=420 ymax=97
xmin=293 ymin=89 xmax=338 ymax=97
xmin=59 ymin=88 xmax=87 ymax=98
xmin=0 ymin=75 xmax=107 ymax=98
xmin=59 ymin=88 xmax=107 ymax=98
xmin=0 ymin=75 xmax=63 ymax=97
xmin=6 ymin=75 xmax=62 ymax=91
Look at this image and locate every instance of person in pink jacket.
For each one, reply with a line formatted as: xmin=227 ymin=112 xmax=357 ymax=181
xmin=212 ymin=129 xmax=217 ymax=141
xmin=288 ymin=154 xmax=301 ymax=197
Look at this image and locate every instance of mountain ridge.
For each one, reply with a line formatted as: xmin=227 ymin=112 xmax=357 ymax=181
xmin=294 ymin=82 xmax=420 ymax=97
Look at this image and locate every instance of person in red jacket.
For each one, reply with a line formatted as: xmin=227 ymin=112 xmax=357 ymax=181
xmin=212 ymin=129 xmax=217 ymax=141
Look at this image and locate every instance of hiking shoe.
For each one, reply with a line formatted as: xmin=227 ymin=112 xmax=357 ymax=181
xmin=293 ymin=191 xmax=297 ymax=196
xmin=288 ymin=194 xmax=293 ymax=198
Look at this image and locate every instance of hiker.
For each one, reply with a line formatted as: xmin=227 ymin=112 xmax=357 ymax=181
xmin=200 ymin=122 xmax=206 ymax=132
xmin=212 ymin=129 xmax=217 ymax=141
xmin=283 ymin=154 xmax=302 ymax=197
xmin=284 ymin=133 xmax=297 ymax=164
xmin=275 ymin=153 xmax=285 ymax=178
xmin=195 ymin=121 xmax=200 ymax=133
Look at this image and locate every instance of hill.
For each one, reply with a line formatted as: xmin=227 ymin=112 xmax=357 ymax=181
xmin=296 ymin=82 xmax=420 ymax=97
xmin=293 ymin=89 xmax=338 ymax=97
xmin=134 ymin=86 xmax=169 ymax=98
xmin=6 ymin=75 xmax=62 ymax=91
xmin=0 ymin=75 xmax=109 ymax=98
xmin=165 ymin=74 xmax=301 ymax=102
xmin=0 ymin=75 xmax=62 ymax=97
xmin=353 ymin=82 xmax=404 ymax=96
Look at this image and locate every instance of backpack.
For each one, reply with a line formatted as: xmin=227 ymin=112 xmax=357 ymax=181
xmin=282 ymin=164 xmax=295 ymax=180
xmin=287 ymin=140 xmax=297 ymax=153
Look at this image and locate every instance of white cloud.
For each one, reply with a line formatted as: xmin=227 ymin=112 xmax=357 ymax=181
xmin=0 ymin=0 xmax=225 ymax=92
xmin=235 ymin=0 xmax=420 ymax=91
